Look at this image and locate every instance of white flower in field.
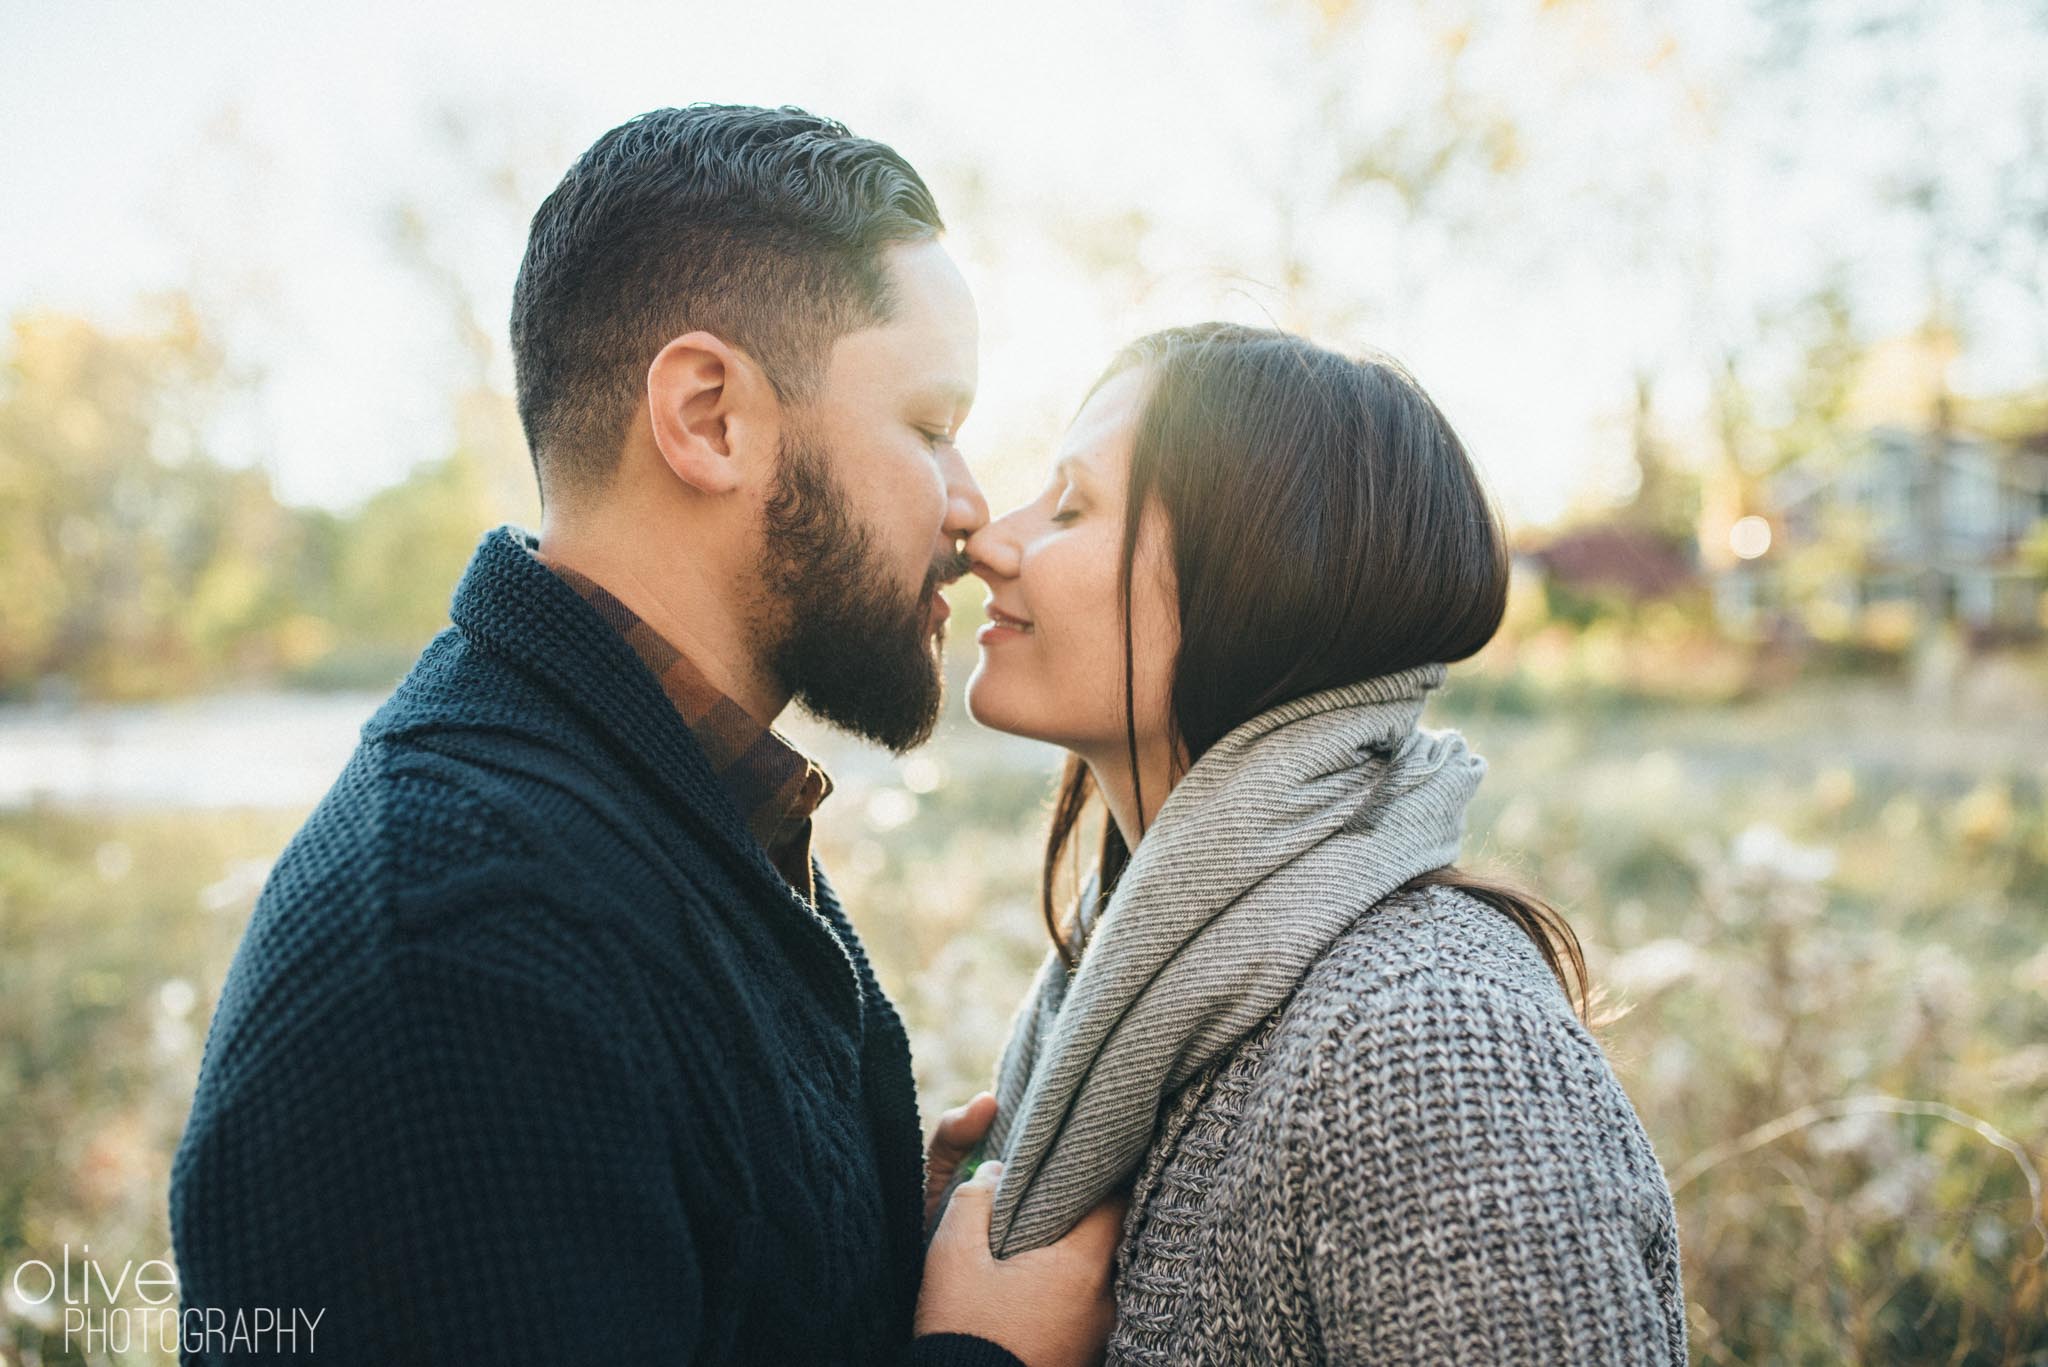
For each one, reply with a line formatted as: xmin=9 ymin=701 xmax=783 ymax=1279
xmin=900 ymin=755 xmax=946 ymax=794
xmin=1731 ymin=823 xmax=1835 ymax=884
xmin=1607 ymin=938 xmax=1705 ymax=997
xmin=159 ymin=977 xmax=197 ymax=1018
xmin=1971 ymin=1214 xmax=2010 ymax=1261
xmin=1910 ymin=943 xmax=1973 ymax=1015
xmin=1986 ymin=1044 xmax=2048 ymax=1092
xmin=1808 ymin=1110 xmax=1893 ymax=1161
xmin=2014 ymin=945 xmax=2048 ymax=998
xmin=1850 ymin=1153 xmax=1939 ymax=1223
xmin=1644 ymin=1036 xmax=1693 ymax=1095
xmin=865 ymin=787 xmax=919 ymax=832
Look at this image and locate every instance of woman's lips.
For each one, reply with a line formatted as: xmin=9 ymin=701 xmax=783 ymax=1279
xmin=979 ymin=601 xmax=1033 ymax=644
xmin=984 ymin=602 xmax=1032 ymax=628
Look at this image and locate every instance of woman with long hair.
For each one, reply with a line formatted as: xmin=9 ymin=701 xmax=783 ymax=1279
xmin=946 ymin=324 xmax=1687 ymax=1364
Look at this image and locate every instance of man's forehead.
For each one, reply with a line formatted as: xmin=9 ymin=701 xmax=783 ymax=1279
xmin=886 ymin=240 xmax=976 ymax=338
xmin=882 ymin=237 xmax=975 ymax=310
xmin=832 ymin=242 xmax=978 ymax=401
xmin=831 ymin=329 xmax=975 ymax=404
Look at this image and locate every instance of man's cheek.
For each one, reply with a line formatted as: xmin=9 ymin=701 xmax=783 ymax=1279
xmin=915 ymin=487 xmax=950 ymax=551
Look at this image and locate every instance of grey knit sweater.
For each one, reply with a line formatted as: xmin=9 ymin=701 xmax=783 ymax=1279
xmin=1101 ymin=884 xmax=1687 ymax=1364
xmin=974 ymin=668 xmax=1688 ymax=1363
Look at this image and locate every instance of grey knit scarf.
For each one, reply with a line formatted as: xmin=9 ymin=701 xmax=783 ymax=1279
xmin=981 ymin=662 xmax=1484 ymax=1257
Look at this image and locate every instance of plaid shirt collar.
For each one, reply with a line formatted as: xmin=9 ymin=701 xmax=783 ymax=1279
xmin=531 ymin=549 xmax=833 ymax=903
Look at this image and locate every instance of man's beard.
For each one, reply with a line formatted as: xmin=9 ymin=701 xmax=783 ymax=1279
xmin=758 ymin=429 xmax=966 ymax=753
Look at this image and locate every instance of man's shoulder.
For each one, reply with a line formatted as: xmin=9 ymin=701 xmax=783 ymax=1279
xmin=334 ymin=629 xmax=692 ymax=880
xmin=271 ymin=721 xmax=580 ymax=910
xmin=244 ymin=635 xmax=733 ymax=980
xmin=274 ymin=720 xmax=726 ymax=935
xmin=198 ymin=714 xmax=740 ymax=1110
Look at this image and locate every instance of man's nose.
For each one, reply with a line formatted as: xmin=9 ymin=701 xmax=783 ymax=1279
xmin=939 ymin=445 xmax=989 ymax=542
xmin=964 ymin=515 xmax=1019 ymax=583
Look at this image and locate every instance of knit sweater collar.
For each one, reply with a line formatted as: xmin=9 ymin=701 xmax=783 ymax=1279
xmin=982 ymin=662 xmax=1486 ymax=1255
xmin=528 ymin=547 xmax=835 ymax=903
xmin=443 ymin=525 xmax=869 ymax=1034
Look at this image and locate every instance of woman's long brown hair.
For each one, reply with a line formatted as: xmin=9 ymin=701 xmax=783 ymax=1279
xmin=1039 ymin=324 xmax=1591 ymax=1021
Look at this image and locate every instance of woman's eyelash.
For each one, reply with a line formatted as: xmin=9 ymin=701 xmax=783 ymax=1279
xmin=1050 ymin=507 xmax=1081 ymax=525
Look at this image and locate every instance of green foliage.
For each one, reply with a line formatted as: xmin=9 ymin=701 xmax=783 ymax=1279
xmin=0 ymin=807 xmax=300 ymax=1366
xmin=0 ymin=308 xmax=526 ymax=702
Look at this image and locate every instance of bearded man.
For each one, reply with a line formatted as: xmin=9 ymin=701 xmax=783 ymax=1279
xmin=169 ymin=105 xmax=1119 ymax=1367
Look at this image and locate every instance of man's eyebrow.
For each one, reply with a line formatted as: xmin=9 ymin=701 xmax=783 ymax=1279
xmin=914 ymin=381 xmax=976 ymax=411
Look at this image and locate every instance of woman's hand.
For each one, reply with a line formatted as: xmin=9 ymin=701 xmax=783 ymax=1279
xmin=924 ymin=1091 xmax=997 ymax=1230
xmin=917 ymin=1159 xmax=1124 ymax=1367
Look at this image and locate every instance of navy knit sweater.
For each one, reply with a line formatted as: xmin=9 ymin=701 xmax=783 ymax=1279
xmin=170 ymin=527 xmax=1022 ymax=1367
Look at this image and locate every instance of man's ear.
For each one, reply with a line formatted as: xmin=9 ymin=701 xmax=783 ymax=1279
xmin=645 ymin=331 xmax=778 ymax=495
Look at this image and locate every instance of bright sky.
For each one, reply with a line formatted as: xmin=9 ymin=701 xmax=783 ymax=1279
xmin=3 ymin=0 xmax=2041 ymax=526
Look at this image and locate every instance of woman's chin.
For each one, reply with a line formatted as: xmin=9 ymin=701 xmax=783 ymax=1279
xmin=963 ymin=667 xmax=1037 ymax=740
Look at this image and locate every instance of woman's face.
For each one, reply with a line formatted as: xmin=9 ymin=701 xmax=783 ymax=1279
xmin=963 ymin=367 xmax=1180 ymax=765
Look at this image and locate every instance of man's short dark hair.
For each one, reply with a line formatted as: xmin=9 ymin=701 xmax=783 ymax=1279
xmin=509 ymin=104 xmax=944 ymax=496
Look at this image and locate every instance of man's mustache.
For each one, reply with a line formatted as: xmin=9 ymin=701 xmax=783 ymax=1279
xmin=928 ymin=547 xmax=972 ymax=591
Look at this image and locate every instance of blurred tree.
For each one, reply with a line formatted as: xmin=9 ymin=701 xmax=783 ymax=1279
xmin=317 ymin=447 xmax=498 ymax=673
xmin=383 ymin=101 xmax=552 ymax=527
xmin=1264 ymin=0 xmax=1530 ymax=340
xmin=0 ymin=300 xmax=306 ymax=698
xmin=0 ymin=296 xmax=524 ymax=699
xmin=0 ymin=100 xmax=552 ymax=701
xmin=1623 ymin=368 xmax=1703 ymax=545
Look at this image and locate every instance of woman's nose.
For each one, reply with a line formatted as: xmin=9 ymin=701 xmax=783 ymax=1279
xmin=965 ymin=513 xmax=1021 ymax=583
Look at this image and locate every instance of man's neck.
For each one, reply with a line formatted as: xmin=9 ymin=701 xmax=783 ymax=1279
xmin=537 ymin=515 xmax=790 ymax=727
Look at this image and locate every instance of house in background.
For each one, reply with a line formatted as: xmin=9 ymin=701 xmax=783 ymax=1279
xmin=1715 ymin=425 xmax=2048 ymax=640
xmin=1519 ymin=523 xmax=1700 ymax=618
